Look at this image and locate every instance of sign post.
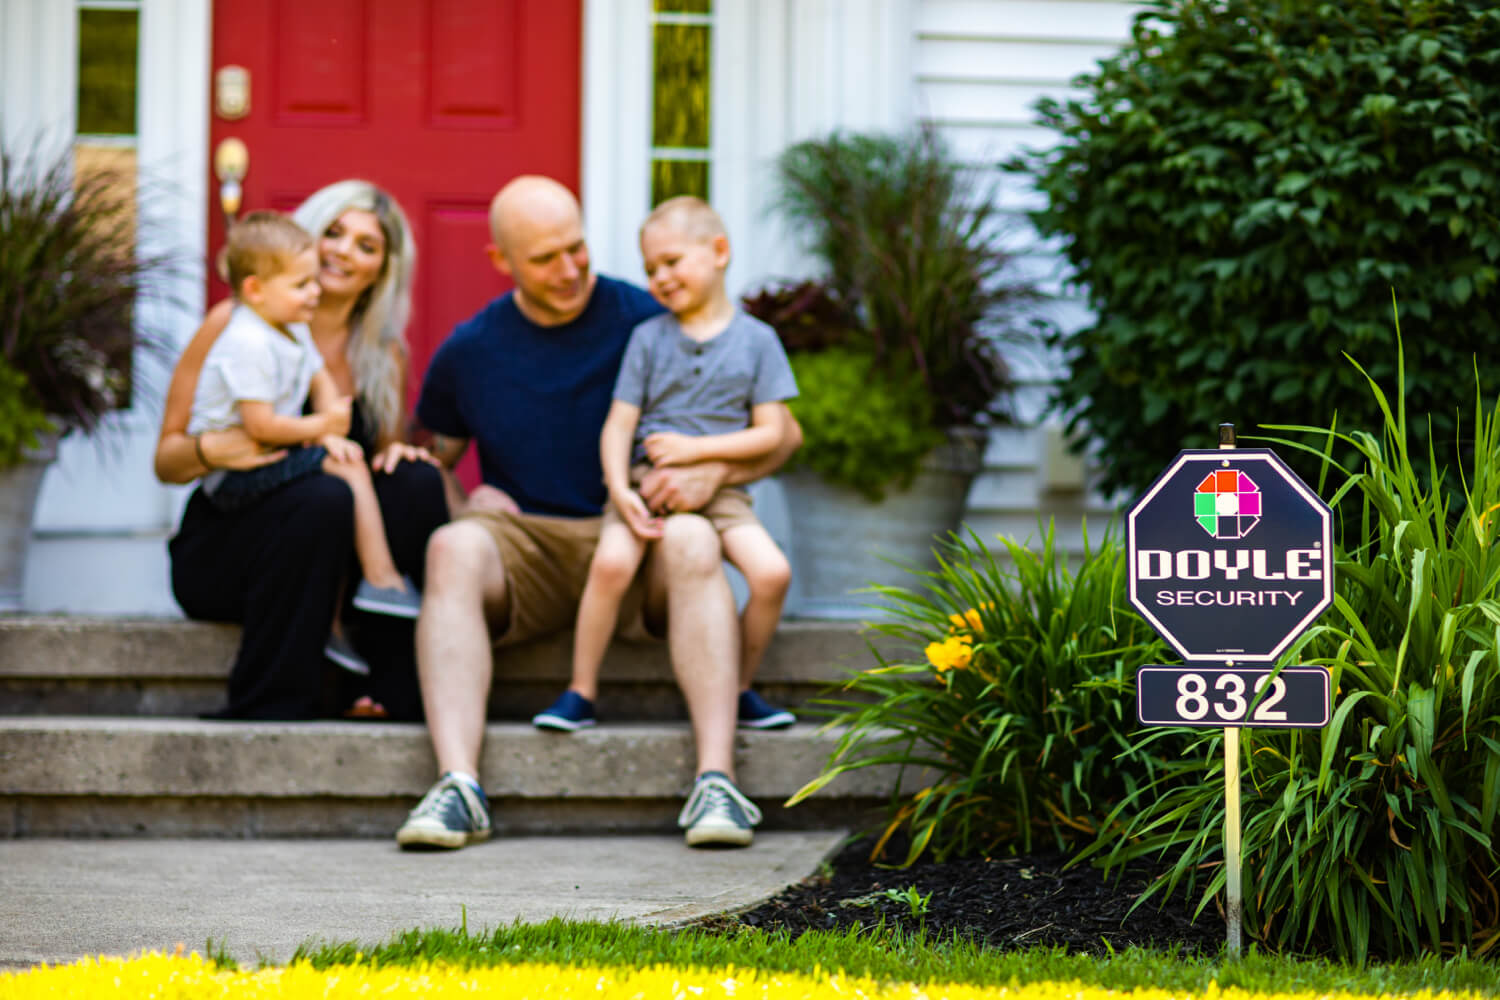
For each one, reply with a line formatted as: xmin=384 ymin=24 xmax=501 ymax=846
xmin=1127 ymin=424 xmax=1334 ymax=958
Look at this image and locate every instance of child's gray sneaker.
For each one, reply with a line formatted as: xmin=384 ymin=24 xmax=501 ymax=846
xmin=323 ymin=633 xmax=370 ymax=676
xmin=353 ymin=575 xmax=421 ymax=619
xmin=396 ymin=772 xmax=491 ymax=849
xmin=678 ymin=771 xmax=761 ymax=848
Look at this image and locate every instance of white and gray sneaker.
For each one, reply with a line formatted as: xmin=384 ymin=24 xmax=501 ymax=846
xmin=396 ymin=772 xmax=491 ymax=850
xmin=678 ymin=771 xmax=761 ymax=848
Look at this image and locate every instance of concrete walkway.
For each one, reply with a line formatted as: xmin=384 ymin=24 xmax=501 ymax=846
xmin=0 ymin=832 xmax=844 ymax=970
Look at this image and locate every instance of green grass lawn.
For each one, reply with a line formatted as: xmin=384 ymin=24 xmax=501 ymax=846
xmin=5 ymin=919 xmax=1496 ymax=998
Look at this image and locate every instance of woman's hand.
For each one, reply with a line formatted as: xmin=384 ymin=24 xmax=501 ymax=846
xmin=199 ymin=427 xmax=288 ymax=471
xmin=320 ymin=435 xmax=364 ymax=464
xmin=318 ymin=396 xmax=354 ymax=439
xmin=371 ymin=441 xmax=440 ymax=473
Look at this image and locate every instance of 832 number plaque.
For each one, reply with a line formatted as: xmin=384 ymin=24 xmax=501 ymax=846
xmin=1136 ymin=666 xmax=1330 ymax=728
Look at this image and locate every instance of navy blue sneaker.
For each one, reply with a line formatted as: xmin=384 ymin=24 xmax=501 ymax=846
xmin=738 ymin=690 xmax=795 ymax=729
xmin=532 ymin=690 xmax=597 ymax=731
xmin=396 ymin=772 xmax=491 ymax=850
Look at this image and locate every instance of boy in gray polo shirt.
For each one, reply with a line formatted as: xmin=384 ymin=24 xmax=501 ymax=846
xmin=532 ymin=197 xmax=799 ymax=751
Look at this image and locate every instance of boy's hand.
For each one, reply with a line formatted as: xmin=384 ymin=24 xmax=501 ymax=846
xmin=643 ymin=431 xmax=699 ymax=467
xmin=321 ymin=396 xmax=353 ymax=438
xmin=613 ymin=487 xmax=665 ymax=541
xmin=320 ymin=435 xmax=364 ymax=464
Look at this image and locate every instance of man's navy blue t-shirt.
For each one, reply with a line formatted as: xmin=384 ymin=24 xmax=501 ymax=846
xmin=416 ymin=275 xmax=664 ymax=517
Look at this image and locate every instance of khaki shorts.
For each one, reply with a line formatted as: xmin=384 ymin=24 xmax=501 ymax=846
xmin=602 ymin=463 xmax=761 ymax=535
xmin=459 ymin=509 xmax=656 ymax=647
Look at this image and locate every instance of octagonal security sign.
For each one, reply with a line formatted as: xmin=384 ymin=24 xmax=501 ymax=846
xmin=1127 ymin=449 xmax=1333 ymax=662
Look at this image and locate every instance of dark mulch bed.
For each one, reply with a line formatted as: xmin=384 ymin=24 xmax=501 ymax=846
xmin=698 ymin=836 xmax=1227 ymax=957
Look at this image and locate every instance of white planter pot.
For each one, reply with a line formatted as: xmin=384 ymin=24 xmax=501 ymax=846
xmin=0 ymin=431 xmax=60 ymax=612
xmin=780 ymin=429 xmax=985 ymax=620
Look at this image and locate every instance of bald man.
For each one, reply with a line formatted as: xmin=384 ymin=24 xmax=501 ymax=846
xmin=398 ymin=176 xmax=801 ymax=850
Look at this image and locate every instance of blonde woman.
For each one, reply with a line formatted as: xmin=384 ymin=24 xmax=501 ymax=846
xmin=155 ymin=180 xmax=447 ymax=720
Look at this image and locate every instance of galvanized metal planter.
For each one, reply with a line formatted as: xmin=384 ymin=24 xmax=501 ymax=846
xmin=780 ymin=428 xmax=986 ymax=619
xmin=0 ymin=431 xmax=59 ymax=612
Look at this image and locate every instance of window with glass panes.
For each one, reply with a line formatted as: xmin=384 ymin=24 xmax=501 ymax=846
xmin=76 ymin=1 xmax=139 ymax=241
xmin=650 ymin=0 xmax=712 ymax=206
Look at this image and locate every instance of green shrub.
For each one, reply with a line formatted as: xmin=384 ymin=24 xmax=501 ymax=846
xmin=1014 ymin=0 xmax=1500 ymax=498
xmin=1088 ymin=341 xmax=1500 ymax=962
xmin=0 ymin=359 xmax=55 ymax=468
xmin=784 ymin=347 xmax=944 ymax=501
xmin=789 ymin=522 xmax=1179 ymax=863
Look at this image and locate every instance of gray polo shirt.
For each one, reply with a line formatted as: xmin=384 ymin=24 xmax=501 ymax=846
xmin=612 ymin=309 xmax=798 ymax=463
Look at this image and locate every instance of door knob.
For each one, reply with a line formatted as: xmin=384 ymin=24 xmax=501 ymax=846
xmin=213 ymin=137 xmax=249 ymax=221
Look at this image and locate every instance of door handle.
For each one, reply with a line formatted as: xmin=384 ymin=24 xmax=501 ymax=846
xmin=213 ymin=137 xmax=249 ymax=223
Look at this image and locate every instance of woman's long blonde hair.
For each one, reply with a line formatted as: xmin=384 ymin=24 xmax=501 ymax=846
xmin=293 ymin=180 xmax=416 ymax=441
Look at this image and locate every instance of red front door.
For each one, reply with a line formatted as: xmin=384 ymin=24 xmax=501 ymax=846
xmin=208 ymin=0 xmax=581 ymax=423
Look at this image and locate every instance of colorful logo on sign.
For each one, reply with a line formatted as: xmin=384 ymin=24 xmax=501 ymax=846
xmin=1194 ymin=469 xmax=1261 ymax=539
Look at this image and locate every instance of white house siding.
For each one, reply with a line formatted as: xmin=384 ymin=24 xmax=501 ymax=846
xmin=915 ymin=0 xmax=1141 ymax=554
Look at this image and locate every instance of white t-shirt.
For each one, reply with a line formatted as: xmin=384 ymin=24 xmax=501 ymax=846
xmin=187 ymin=303 xmax=323 ymax=436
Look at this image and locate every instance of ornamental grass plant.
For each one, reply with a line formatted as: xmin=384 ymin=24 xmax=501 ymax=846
xmin=744 ymin=128 xmax=1038 ymax=498
xmin=1087 ymin=332 xmax=1500 ymax=963
xmin=0 ymin=141 xmax=173 ymax=467
xmin=788 ymin=522 xmax=1180 ymax=864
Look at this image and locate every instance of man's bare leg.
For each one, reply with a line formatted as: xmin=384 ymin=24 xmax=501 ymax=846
xmin=397 ymin=519 xmax=510 ymax=849
xmin=644 ymin=514 xmax=739 ymax=777
xmin=416 ymin=520 xmax=509 ymax=776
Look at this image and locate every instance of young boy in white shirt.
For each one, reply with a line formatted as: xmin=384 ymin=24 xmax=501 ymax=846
xmin=187 ymin=211 xmax=420 ymax=632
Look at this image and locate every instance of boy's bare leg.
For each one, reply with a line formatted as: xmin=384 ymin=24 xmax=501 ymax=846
xmin=417 ymin=520 xmax=508 ymax=777
xmin=570 ymin=522 xmax=648 ymax=701
xmin=721 ymin=523 xmax=792 ymax=690
xmin=643 ymin=513 xmax=739 ymax=778
xmin=323 ymin=456 xmax=404 ymax=590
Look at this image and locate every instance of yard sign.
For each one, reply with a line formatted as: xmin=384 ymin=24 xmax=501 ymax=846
xmin=1126 ymin=425 xmax=1335 ymax=957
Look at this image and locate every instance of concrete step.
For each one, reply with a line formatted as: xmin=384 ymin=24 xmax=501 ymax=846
xmin=0 ymin=617 xmax=892 ymax=719
xmin=0 ymin=717 xmax=894 ymax=838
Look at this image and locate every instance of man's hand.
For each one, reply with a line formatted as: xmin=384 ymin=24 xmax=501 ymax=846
xmin=371 ymin=441 xmax=440 ymax=473
xmin=643 ymin=431 xmax=700 ymax=468
xmin=463 ymin=483 xmax=521 ymax=516
xmin=613 ymin=488 xmax=665 ymax=541
xmin=638 ymin=461 xmax=728 ymax=515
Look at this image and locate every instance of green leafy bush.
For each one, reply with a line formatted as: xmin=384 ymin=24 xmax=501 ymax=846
xmin=789 ymin=522 xmax=1179 ymax=863
xmin=784 ymin=347 xmax=944 ymax=502
xmin=0 ymin=360 xmax=55 ymax=468
xmin=1089 ymin=343 xmax=1500 ymax=962
xmin=1014 ymin=0 xmax=1500 ymax=498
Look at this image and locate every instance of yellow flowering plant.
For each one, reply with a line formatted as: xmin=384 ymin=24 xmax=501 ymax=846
xmin=789 ymin=521 xmax=1183 ymax=866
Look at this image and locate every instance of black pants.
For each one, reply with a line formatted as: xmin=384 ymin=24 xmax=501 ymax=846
xmin=169 ymin=461 xmax=447 ymax=721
